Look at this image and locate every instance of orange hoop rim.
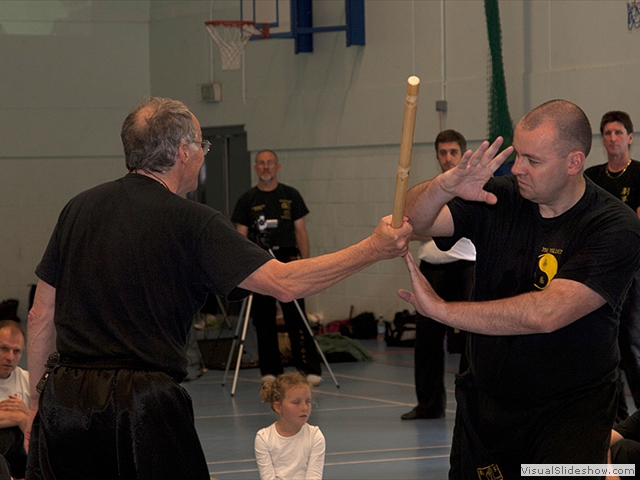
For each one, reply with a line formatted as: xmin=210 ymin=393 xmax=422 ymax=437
xmin=205 ymin=20 xmax=270 ymax=39
xmin=205 ymin=20 xmax=256 ymax=27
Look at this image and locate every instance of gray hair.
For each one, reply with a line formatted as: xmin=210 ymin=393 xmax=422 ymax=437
xmin=121 ymin=97 xmax=199 ymax=173
xmin=255 ymin=149 xmax=279 ymax=163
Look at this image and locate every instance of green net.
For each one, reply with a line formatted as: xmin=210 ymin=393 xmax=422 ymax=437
xmin=484 ymin=0 xmax=514 ymax=172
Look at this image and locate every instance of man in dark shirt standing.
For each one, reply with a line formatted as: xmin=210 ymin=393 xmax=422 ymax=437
xmin=585 ymin=110 xmax=640 ymax=421
xmin=232 ymin=150 xmax=321 ymax=385
xmin=401 ymin=130 xmax=474 ymax=421
xmin=400 ymin=100 xmax=640 ymax=478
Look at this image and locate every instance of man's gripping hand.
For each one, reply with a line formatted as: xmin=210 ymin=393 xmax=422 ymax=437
xmin=368 ymin=215 xmax=413 ymax=260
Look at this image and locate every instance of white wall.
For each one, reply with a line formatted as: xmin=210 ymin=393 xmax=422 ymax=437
xmin=0 ymin=1 xmax=151 ymax=321
xmin=150 ymin=1 xmax=495 ymax=147
xmin=148 ymin=0 xmax=499 ymax=319
xmin=2 ymin=0 xmax=639 ymax=322
xmin=148 ymin=0 xmax=640 ymax=320
xmin=272 ymin=142 xmax=463 ymax=319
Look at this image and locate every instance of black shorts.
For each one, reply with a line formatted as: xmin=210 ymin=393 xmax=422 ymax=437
xmin=27 ymin=366 xmax=210 ymax=480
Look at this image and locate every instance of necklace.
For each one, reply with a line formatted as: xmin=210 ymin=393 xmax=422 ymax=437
xmin=148 ymin=172 xmax=171 ymax=191
xmin=133 ymin=170 xmax=171 ymax=191
xmin=605 ymin=160 xmax=632 ymax=179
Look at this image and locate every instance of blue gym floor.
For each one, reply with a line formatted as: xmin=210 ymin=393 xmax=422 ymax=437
xmin=184 ymin=338 xmax=458 ymax=480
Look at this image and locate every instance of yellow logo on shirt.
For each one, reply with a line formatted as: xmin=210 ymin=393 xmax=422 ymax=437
xmin=621 ymin=187 xmax=631 ymax=203
xmin=476 ymin=464 xmax=504 ymax=479
xmin=534 ymin=252 xmax=559 ymax=290
xmin=279 ymin=199 xmax=292 ymax=220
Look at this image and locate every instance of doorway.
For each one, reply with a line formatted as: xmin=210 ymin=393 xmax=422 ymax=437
xmin=192 ymin=125 xmax=251 ymax=219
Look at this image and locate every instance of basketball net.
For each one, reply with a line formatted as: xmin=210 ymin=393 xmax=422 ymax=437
xmin=205 ymin=21 xmax=263 ymax=70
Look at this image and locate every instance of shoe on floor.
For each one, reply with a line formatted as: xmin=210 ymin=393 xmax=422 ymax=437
xmin=261 ymin=374 xmax=276 ymax=384
xmin=306 ymin=374 xmax=322 ymax=386
xmin=401 ymin=406 xmax=445 ymax=420
xmin=193 ymin=317 xmax=206 ymax=330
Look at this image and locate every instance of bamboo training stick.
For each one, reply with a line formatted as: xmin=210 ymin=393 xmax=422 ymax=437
xmin=391 ymin=76 xmax=420 ymax=228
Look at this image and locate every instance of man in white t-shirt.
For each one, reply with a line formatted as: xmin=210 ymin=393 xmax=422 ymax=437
xmin=0 ymin=320 xmax=29 ymax=479
xmin=401 ymin=130 xmax=475 ymax=420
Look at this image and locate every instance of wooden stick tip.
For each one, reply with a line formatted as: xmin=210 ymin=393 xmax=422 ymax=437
xmin=408 ymin=76 xmax=420 ymax=86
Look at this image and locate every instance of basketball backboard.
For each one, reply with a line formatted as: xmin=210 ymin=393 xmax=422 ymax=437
xmin=241 ymin=0 xmax=291 ymax=38
xmin=239 ymin=0 xmax=364 ymax=53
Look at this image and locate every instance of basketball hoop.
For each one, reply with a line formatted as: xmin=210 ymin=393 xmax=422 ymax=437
xmin=205 ymin=20 xmax=269 ymax=70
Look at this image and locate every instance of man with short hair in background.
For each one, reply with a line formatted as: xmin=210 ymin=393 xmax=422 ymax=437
xmin=585 ymin=110 xmax=640 ymax=422
xmin=0 ymin=320 xmax=29 ymax=480
xmin=402 ymin=130 xmax=474 ymax=421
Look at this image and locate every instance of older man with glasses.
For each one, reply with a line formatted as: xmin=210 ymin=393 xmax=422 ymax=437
xmin=26 ymin=97 xmax=412 ymax=479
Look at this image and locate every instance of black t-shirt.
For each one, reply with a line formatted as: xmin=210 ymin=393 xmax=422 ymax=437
xmin=36 ymin=173 xmax=271 ymax=381
xmin=585 ymin=159 xmax=640 ymax=212
xmin=614 ymin=408 xmax=640 ymax=441
xmin=231 ymin=183 xmax=308 ymax=252
xmin=436 ymin=176 xmax=640 ymax=402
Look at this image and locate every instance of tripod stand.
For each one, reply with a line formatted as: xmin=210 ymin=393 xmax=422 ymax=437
xmin=222 ymin=249 xmax=340 ymax=396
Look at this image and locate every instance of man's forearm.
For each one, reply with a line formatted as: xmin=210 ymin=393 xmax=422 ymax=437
xmin=0 ymin=411 xmax=29 ymax=432
xmin=240 ymin=216 xmax=411 ymax=302
xmin=405 ymin=176 xmax=455 ymax=238
xmin=433 ymin=294 xmax=563 ymax=335
xmin=400 ymin=254 xmax=606 ymax=335
xmin=243 ymin=237 xmax=387 ymax=302
xmin=426 ymin=285 xmax=604 ymax=335
xmin=296 ymin=231 xmax=310 ymax=259
xmin=27 ymin=281 xmax=57 ymax=416
xmin=294 ymin=217 xmax=310 ymax=259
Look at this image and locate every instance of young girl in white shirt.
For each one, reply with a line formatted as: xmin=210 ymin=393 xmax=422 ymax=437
xmin=255 ymin=372 xmax=325 ymax=480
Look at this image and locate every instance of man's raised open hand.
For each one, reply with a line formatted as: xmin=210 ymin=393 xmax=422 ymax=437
xmin=440 ymin=136 xmax=514 ymax=205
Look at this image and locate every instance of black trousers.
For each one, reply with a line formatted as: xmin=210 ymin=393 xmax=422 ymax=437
xmin=413 ymin=260 xmax=474 ymax=413
xmin=0 ymin=426 xmax=26 ymax=480
xmin=449 ymin=373 xmax=616 ymax=480
xmin=26 ymin=366 xmax=210 ymax=480
xmin=252 ymin=294 xmax=321 ymax=376
xmin=252 ymin=246 xmax=321 ymax=377
xmin=0 ymin=457 xmax=9 ymax=480
xmin=618 ymin=272 xmax=640 ymax=418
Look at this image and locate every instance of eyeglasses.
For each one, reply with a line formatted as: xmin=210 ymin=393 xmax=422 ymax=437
xmin=194 ymin=140 xmax=211 ymax=154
